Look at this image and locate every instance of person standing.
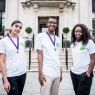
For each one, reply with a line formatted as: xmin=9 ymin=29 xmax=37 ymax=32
xmin=0 ymin=20 xmax=27 ymax=95
xmin=70 ymin=24 xmax=95 ymax=95
xmin=35 ymin=16 xmax=62 ymax=95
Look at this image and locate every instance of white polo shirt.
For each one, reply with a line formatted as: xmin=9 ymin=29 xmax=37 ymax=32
xmin=35 ymin=32 xmax=61 ymax=78
xmin=71 ymin=40 xmax=95 ymax=74
xmin=0 ymin=36 xmax=27 ymax=77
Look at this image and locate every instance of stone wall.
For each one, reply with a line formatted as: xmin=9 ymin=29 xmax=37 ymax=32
xmin=5 ymin=0 xmax=92 ymax=41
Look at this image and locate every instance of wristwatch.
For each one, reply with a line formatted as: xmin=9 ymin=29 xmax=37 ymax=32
xmin=86 ymin=72 xmax=90 ymax=77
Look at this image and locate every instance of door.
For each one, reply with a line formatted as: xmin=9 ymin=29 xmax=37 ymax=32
xmin=38 ymin=17 xmax=59 ymax=36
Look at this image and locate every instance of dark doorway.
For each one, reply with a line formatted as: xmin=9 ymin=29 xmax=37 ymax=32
xmin=0 ymin=0 xmax=6 ymax=33
xmin=38 ymin=17 xmax=59 ymax=36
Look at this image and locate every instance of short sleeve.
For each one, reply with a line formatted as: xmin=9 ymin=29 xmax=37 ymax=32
xmin=88 ymin=40 xmax=95 ymax=54
xmin=35 ymin=34 xmax=42 ymax=50
xmin=0 ymin=40 xmax=6 ymax=54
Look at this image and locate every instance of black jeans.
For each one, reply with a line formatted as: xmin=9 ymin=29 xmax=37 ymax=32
xmin=70 ymin=71 xmax=93 ymax=95
xmin=3 ymin=73 xmax=26 ymax=95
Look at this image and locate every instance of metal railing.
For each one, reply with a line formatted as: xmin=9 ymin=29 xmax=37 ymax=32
xmin=32 ymin=34 xmax=34 ymax=50
xmin=62 ymin=34 xmax=68 ymax=70
xmin=30 ymin=0 xmax=66 ymax=1
xmin=20 ymin=34 xmax=35 ymax=70
xmin=29 ymin=39 xmax=32 ymax=70
xmin=28 ymin=34 xmax=34 ymax=70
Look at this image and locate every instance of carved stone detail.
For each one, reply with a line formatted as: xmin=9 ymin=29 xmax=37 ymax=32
xmin=21 ymin=1 xmax=76 ymax=11
xmin=33 ymin=4 xmax=38 ymax=12
xmin=39 ymin=7 xmax=58 ymax=12
xmin=72 ymin=3 xmax=76 ymax=9
xmin=59 ymin=4 xmax=64 ymax=12
xmin=26 ymin=2 xmax=31 ymax=7
xmin=21 ymin=3 xmax=26 ymax=8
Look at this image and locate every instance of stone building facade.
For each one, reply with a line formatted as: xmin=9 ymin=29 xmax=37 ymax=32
xmin=5 ymin=0 xmax=92 ymax=44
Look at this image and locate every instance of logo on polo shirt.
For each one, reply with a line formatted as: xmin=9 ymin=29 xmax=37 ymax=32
xmin=20 ymin=42 xmax=24 ymax=47
xmin=56 ymin=43 xmax=59 ymax=47
xmin=80 ymin=46 xmax=85 ymax=50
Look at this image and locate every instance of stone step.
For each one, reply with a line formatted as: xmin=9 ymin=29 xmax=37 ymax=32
xmin=25 ymin=48 xmax=71 ymax=52
xmin=26 ymin=69 xmax=71 ymax=72
xmin=26 ymin=64 xmax=73 ymax=70
xmin=26 ymin=54 xmax=72 ymax=58
xmin=25 ymin=48 xmax=73 ymax=71
xmin=26 ymin=65 xmax=73 ymax=70
xmin=27 ymin=58 xmax=73 ymax=62
xmin=26 ymin=69 xmax=95 ymax=73
xmin=25 ymin=52 xmax=72 ymax=56
xmin=27 ymin=62 xmax=95 ymax=71
xmin=25 ymin=48 xmax=72 ymax=54
xmin=27 ymin=55 xmax=73 ymax=59
xmin=26 ymin=67 xmax=95 ymax=73
xmin=27 ymin=61 xmax=73 ymax=65
xmin=59 ymin=55 xmax=72 ymax=58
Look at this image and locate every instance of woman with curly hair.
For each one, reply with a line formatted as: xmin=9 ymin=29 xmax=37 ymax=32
xmin=70 ymin=24 xmax=95 ymax=95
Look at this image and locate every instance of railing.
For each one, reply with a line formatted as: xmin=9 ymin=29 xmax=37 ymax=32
xmin=29 ymin=38 xmax=32 ymax=70
xmin=0 ymin=29 xmax=5 ymax=39
xmin=32 ymin=34 xmax=34 ymax=50
xmin=62 ymin=34 xmax=68 ymax=70
xmin=28 ymin=34 xmax=34 ymax=70
xmin=22 ymin=34 xmax=35 ymax=70
xmin=30 ymin=0 xmax=66 ymax=1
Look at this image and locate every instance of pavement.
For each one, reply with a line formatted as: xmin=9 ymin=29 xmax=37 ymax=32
xmin=0 ymin=72 xmax=95 ymax=95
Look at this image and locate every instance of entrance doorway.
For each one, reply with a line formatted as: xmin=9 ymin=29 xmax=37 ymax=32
xmin=38 ymin=17 xmax=59 ymax=36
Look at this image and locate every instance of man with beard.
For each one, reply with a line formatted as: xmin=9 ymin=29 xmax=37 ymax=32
xmin=35 ymin=16 xmax=62 ymax=95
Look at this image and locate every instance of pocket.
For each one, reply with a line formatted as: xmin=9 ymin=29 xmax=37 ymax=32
xmin=81 ymin=72 xmax=94 ymax=78
xmin=81 ymin=72 xmax=89 ymax=79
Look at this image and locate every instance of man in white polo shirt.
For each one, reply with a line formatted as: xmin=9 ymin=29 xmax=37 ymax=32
xmin=35 ymin=16 xmax=62 ymax=95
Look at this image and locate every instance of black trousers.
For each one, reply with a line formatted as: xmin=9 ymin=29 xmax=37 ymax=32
xmin=70 ymin=71 xmax=93 ymax=95
xmin=3 ymin=73 xmax=26 ymax=95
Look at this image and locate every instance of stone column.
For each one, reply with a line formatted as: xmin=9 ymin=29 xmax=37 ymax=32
xmin=67 ymin=6 xmax=73 ymax=40
xmin=88 ymin=0 xmax=92 ymax=30
xmin=79 ymin=0 xmax=90 ymax=27
xmin=63 ymin=6 xmax=68 ymax=39
xmin=5 ymin=0 xmax=18 ymax=28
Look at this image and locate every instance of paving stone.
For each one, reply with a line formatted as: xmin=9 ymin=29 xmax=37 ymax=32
xmin=0 ymin=72 xmax=95 ymax=95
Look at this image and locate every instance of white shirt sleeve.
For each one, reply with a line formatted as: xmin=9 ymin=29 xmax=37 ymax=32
xmin=0 ymin=40 xmax=6 ymax=53
xmin=35 ymin=34 xmax=42 ymax=50
xmin=89 ymin=40 xmax=95 ymax=54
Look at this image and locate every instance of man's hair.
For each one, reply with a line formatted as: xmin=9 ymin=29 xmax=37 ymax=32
xmin=48 ymin=16 xmax=57 ymax=23
xmin=71 ymin=24 xmax=91 ymax=46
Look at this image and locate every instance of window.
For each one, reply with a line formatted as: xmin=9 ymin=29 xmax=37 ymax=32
xmin=0 ymin=0 xmax=5 ymax=12
xmin=92 ymin=0 xmax=95 ymax=12
xmin=92 ymin=0 xmax=95 ymax=36
xmin=0 ymin=0 xmax=5 ymax=32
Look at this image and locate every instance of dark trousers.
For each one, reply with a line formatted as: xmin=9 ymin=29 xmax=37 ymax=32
xmin=3 ymin=73 xmax=26 ymax=95
xmin=70 ymin=71 xmax=93 ymax=95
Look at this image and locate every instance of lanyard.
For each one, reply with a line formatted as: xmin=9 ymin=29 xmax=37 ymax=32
xmin=8 ymin=35 xmax=19 ymax=53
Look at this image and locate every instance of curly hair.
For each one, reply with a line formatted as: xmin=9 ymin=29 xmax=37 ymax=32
xmin=71 ymin=24 xmax=91 ymax=46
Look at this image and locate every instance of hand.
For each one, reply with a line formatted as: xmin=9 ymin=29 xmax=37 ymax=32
xmin=60 ymin=69 xmax=62 ymax=82
xmin=60 ymin=75 xmax=62 ymax=82
xmin=4 ymin=81 xmax=10 ymax=93
xmin=39 ymin=73 xmax=46 ymax=86
xmin=86 ymin=72 xmax=90 ymax=77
